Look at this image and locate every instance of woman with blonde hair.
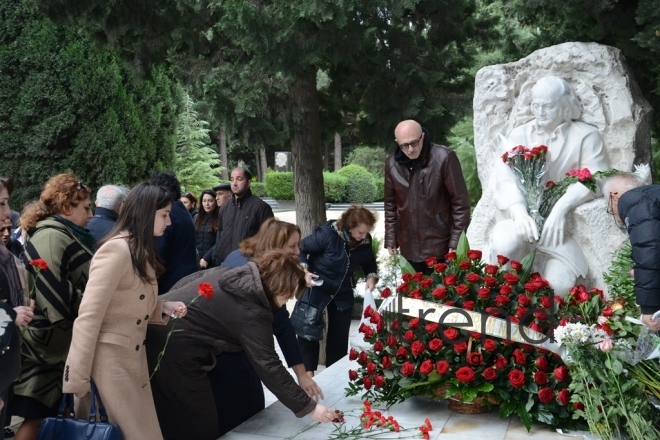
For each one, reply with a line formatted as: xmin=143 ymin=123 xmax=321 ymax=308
xmin=63 ymin=182 xmax=187 ymax=440
xmin=11 ymin=174 xmax=94 ymax=440
xmin=147 ymin=250 xmax=336 ymax=440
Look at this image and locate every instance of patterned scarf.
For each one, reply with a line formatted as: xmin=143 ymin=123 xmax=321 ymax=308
xmin=53 ymin=215 xmax=96 ymax=253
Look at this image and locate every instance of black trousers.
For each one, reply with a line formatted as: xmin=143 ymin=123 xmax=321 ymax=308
xmin=298 ymin=302 xmax=353 ymax=372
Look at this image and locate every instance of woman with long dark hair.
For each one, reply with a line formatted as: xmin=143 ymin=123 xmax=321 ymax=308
xmin=63 ymin=182 xmax=187 ymax=440
xmin=195 ymin=189 xmax=218 ymax=269
xmin=12 ymin=174 xmax=93 ymax=440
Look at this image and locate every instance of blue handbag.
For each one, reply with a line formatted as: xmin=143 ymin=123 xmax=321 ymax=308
xmin=37 ymin=380 xmax=123 ymax=440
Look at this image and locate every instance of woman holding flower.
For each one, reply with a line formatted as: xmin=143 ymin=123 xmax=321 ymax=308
xmin=147 ymin=250 xmax=337 ymax=440
xmin=63 ymin=182 xmax=187 ymax=440
xmin=11 ymin=173 xmax=94 ymax=440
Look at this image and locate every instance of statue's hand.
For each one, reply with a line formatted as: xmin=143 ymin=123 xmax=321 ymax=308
xmin=508 ymin=204 xmax=539 ymax=243
xmin=540 ymin=202 xmax=568 ymax=248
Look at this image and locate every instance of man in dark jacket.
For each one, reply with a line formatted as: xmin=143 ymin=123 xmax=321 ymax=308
xmin=384 ymin=120 xmax=471 ymax=273
xmin=150 ymin=173 xmax=198 ymax=294
xmin=87 ymin=184 xmax=130 ymax=243
xmin=209 ymin=168 xmax=273 ymax=266
xmin=604 ymin=173 xmax=660 ymax=331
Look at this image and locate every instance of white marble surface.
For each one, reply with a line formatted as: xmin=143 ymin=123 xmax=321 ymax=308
xmin=226 ymin=322 xmax=575 ymax=440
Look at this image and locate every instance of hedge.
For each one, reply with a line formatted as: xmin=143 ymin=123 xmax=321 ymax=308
xmin=265 ymin=172 xmax=294 ymax=200
xmin=336 ymin=164 xmax=376 ymax=203
xmin=373 ymin=177 xmax=384 ymax=202
xmin=323 ymin=172 xmax=348 ymax=203
xmin=251 ymin=182 xmax=267 ymax=197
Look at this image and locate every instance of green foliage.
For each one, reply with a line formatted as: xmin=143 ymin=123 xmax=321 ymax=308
xmin=604 ymin=243 xmax=635 ymax=303
xmin=344 ymin=146 xmax=390 ymax=178
xmin=373 ymin=177 xmax=385 ymax=202
xmin=251 ymin=182 xmax=267 ymax=198
xmin=0 ymin=1 xmax=178 ymax=208
xmin=336 ymin=164 xmax=376 ymax=204
xmin=323 ymin=172 xmax=348 ymax=203
xmin=446 ymin=117 xmax=481 ymax=209
xmin=174 ymin=92 xmax=221 ymax=196
xmin=265 ymin=172 xmax=294 ymax=200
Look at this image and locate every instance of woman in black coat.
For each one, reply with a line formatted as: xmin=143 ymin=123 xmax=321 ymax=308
xmin=146 ymin=250 xmax=336 ymax=440
xmin=297 ymin=205 xmax=379 ymax=375
xmin=195 ymin=190 xmax=218 ymax=268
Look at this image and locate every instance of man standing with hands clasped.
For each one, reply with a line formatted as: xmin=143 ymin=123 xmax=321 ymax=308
xmin=384 ymin=120 xmax=471 ymax=273
xmin=603 ymin=173 xmax=660 ymax=331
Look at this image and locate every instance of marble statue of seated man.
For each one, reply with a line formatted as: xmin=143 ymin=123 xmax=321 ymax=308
xmin=490 ymin=76 xmax=610 ymax=296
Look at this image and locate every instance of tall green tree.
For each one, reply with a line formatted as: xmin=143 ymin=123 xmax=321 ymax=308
xmin=33 ymin=0 xmax=484 ymax=235
xmin=174 ymin=91 xmax=221 ymax=195
xmin=0 ymin=0 xmax=179 ymax=207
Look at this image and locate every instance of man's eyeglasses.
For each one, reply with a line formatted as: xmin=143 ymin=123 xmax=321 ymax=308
xmin=397 ymin=133 xmax=423 ymax=151
xmin=606 ymin=192 xmax=627 ymax=231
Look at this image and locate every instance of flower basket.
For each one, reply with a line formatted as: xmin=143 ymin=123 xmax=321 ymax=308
xmin=432 ymin=383 xmax=451 ymax=401
xmin=447 ymin=394 xmax=491 ymax=414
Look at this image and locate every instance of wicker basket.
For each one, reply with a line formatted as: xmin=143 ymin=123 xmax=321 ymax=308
xmin=447 ymin=395 xmax=491 ymax=414
xmin=432 ymin=383 xmax=451 ymax=400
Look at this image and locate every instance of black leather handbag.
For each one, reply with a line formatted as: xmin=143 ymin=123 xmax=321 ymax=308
xmin=37 ymin=381 xmax=123 ymax=440
xmin=290 ymin=247 xmax=350 ymax=342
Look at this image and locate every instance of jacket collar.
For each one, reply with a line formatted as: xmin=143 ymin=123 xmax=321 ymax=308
xmin=93 ymin=206 xmax=118 ymax=221
xmin=393 ymin=127 xmax=431 ymax=168
xmin=231 ymin=189 xmax=253 ymax=207
xmin=330 ymin=220 xmax=371 ymax=246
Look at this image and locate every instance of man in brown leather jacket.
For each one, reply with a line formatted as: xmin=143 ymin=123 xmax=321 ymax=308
xmin=384 ymin=120 xmax=471 ymax=273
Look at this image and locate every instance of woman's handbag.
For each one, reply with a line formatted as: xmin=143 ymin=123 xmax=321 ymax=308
xmin=37 ymin=380 xmax=123 ymax=440
xmin=290 ymin=247 xmax=350 ymax=342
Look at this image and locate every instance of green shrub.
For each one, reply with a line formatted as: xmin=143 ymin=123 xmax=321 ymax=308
xmin=323 ymin=172 xmax=348 ymax=203
xmin=373 ymin=177 xmax=385 ymax=202
xmin=251 ymin=182 xmax=267 ymax=197
xmin=345 ymin=146 xmax=390 ymax=178
xmin=336 ymin=164 xmax=376 ymax=203
xmin=265 ymin=172 xmax=294 ymax=200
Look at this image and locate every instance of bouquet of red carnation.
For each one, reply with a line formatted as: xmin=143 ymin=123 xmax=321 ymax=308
xmin=502 ymin=144 xmax=548 ymax=231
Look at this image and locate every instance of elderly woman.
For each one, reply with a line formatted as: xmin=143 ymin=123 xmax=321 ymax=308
xmin=11 ymin=174 xmax=94 ymax=440
xmin=297 ymin=205 xmax=378 ymax=375
xmin=146 ymin=250 xmax=336 ymax=440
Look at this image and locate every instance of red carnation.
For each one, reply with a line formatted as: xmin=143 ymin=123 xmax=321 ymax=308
xmin=508 ymin=369 xmax=526 ymax=388
xmin=554 ymin=365 xmax=569 ymax=382
xmin=381 ymin=355 xmax=392 ymax=369
xmin=444 ymin=275 xmax=458 ymax=286
xmin=411 ymin=341 xmax=426 ymax=356
xmin=573 ymin=402 xmax=585 ymax=411
xmin=497 ymin=255 xmax=509 ymax=265
xmin=198 ymin=282 xmax=214 ymax=299
xmin=455 ymin=366 xmax=476 ymax=383
xmin=349 ymin=370 xmax=358 ymax=381
xmin=538 ymin=387 xmax=554 ymax=404
xmin=483 ymin=367 xmax=497 ymax=381
xmin=426 ymin=256 xmax=438 ymax=267
xmin=374 ymin=375 xmax=386 ymax=388
xmin=557 ymin=389 xmax=571 ymax=406
xmin=534 ymin=370 xmax=548 ymax=385
xmin=432 ymin=286 xmax=448 ymax=300
xmin=436 ymin=360 xmax=450 ymax=375
xmin=420 ymin=360 xmax=434 ymax=375
xmin=602 ymin=307 xmax=613 ymax=318
xmin=485 ymin=264 xmax=499 ymax=275
xmin=455 ymin=284 xmax=469 ymax=296
xmin=483 ymin=339 xmax=497 ymax=352
xmin=401 ymin=362 xmax=415 ymax=377
xmin=434 ymin=263 xmax=448 ymax=273
xmin=380 ymin=287 xmax=392 ymax=298
xmin=428 ymin=338 xmax=443 ymax=351
xmin=29 ymin=259 xmax=49 ymax=271
xmin=467 ymin=352 xmax=483 ymax=367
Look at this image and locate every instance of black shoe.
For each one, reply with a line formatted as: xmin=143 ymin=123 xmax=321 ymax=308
xmin=4 ymin=427 xmax=15 ymax=438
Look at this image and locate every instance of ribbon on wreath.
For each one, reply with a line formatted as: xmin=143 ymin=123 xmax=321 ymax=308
xmin=379 ymin=296 xmax=568 ymax=361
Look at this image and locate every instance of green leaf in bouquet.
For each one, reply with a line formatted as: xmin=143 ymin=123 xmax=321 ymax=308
xmin=398 ymin=255 xmax=416 ymax=274
xmin=477 ymin=383 xmax=494 ymax=393
xmin=611 ymin=359 xmax=624 ymax=375
xmin=525 ymin=395 xmax=535 ymax=412
xmin=456 ymin=231 xmax=469 ymax=261
xmin=520 ymin=249 xmax=536 ymax=284
xmin=535 ymin=407 xmax=556 ymax=426
xmin=518 ymin=405 xmax=533 ymax=431
xmin=499 ymin=400 xmax=517 ymax=418
xmin=397 ymin=377 xmax=413 ymax=388
xmin=462 ymin=388 xmax=478 ymax=402
xmin=523 ymin=382 xmax=538 ymax=394
xmin=383 ymin=369 xmax=395 ymax=380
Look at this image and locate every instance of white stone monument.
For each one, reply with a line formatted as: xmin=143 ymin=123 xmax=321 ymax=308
xmin=467 ymin=42 xmax=652 ymax=295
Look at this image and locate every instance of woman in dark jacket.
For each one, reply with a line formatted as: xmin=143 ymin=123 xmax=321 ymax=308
xmin=213 ymin=218 xmax=321 ymax=435
xmin=195 ymin=190 xmax=218 ymax=268
xmin=146 ymin=250 xmax=336 ymax=440
xmin=297 ymin=205 xmax=379 ymax=375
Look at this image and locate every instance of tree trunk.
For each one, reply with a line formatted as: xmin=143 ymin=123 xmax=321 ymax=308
xmin=254 ymin=149 xmax=261 ymax=181
xmin=323 ymin=141 xmax=329 ymax=171
xmin=259 ymin=148 xmax=267 ymax=182
xmin=334 ymin=132 xmax=342 ymax=171
xmin=290 ymin=70 xmax=326 ymax=237
xmin=219 ymin=129 xmax=229 ymax=181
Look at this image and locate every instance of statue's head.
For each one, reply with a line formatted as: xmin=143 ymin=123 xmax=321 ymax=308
xmin=531 ymin=76 xmax=581 ymax=132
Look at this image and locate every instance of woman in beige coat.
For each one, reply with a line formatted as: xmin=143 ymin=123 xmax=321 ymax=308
xmin=63 ymin=182 xmax=187 ymax=440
